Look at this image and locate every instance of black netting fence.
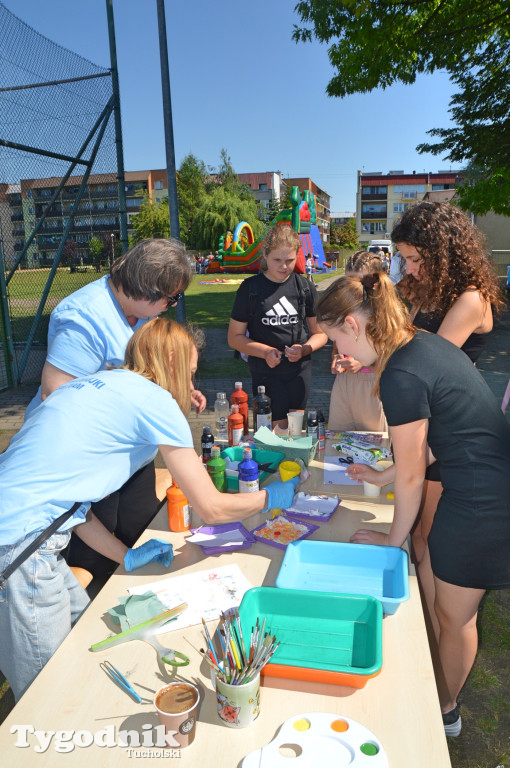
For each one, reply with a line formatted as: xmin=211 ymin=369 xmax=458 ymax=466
xmin=0 ymin=2 xmax=125 ymax=388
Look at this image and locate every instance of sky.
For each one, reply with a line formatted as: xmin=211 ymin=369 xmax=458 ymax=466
xmin=2 ymin=0 xmax=459 ymax=211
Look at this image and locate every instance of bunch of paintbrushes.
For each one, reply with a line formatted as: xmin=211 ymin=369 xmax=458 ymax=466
xmin=201 ymin=611 xmax=279 ymax=685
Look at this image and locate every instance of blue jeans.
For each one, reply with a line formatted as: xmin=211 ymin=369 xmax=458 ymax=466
xmin=0 ymin=530 xmax=90 ymax=701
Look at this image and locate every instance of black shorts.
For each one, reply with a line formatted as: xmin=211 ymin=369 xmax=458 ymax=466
xmin=250 ymin=361 xmax=312 ymax=421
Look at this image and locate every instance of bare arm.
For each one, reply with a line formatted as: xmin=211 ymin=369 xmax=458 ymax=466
xmin=73 ymin=510 xmax=128 ymax=562
xmin=436 ymin=290 xmax=492 ymax=348
xmin=285 ymin=316 xmax=328 ymax=363
xmin=40 ymin=361 xmax=76 ymax=401
xmin=159 ymin=444 xmax=272 ymax=523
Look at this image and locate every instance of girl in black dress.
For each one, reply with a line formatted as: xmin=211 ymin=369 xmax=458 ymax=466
xmin=391 ymin=202 xmax=503 ymax=566
xmin=316 ymin=272 xmax=510 ymax=738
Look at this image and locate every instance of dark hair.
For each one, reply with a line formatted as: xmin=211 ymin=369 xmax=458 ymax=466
xmin=391 ymin=202 xmax=503 ymax=314
xmin=316 ymin=272 xmax=415 ymax=392
xmin=110 ymin=238 xmax=193 ymax=302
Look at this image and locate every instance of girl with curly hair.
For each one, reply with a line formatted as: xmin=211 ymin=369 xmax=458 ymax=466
xmin=391 ymin=202 xmax=504 ymax=566
xmin=316 ymin=272 xmax=510 ymax=738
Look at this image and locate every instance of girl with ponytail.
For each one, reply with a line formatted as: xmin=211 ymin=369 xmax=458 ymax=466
xmin=316 ymin=272 xmax=510 ymax=739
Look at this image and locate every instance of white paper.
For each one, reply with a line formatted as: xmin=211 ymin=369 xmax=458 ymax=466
xmin=323 ymin=456 xmax=360 ymax=486
xmin=128 ymin=564 xmax=252 ymax=634
xmin=186 ymin=529 xmax=247 ymax=547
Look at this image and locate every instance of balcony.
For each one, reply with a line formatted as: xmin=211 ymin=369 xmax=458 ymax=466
xmin=14 ymin=242 xmax=25 ymax=251
xmin=10 ymin=212 xmax=24 ymax=222
xmin=361 ymin=211 xmax=387 ymax=219
xmin=361 ymin=192 xmax=387 ymax=201
xmin=8 ymin=196 xmax=22 ymax=207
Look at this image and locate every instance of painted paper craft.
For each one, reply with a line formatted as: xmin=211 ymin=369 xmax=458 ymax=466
xmin=128 ymin=564 xmax=252 ymax=634
xmin=187 ymin=523 xmax=255 ymax=554
xmin=251 ymin=514 xmax=318 ymax=550
xmin=323 ymin=457 xmax=362 ymax=486
xmin=283 ymin=492 xmax=340 ymax=521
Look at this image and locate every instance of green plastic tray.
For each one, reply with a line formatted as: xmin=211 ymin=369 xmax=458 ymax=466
xmin=238 ymin=586 xmax=382 ymax=677
xmin=221 ymin=447 xmax=286 ymax=491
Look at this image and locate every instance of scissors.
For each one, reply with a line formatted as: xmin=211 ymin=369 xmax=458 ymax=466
xmin=100 ymin=660 xmax=152 ymax=704
xmin=338 ymin=456 xmax=354 ymax=465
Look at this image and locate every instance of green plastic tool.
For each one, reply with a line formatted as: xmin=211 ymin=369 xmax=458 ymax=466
xmin=90 ymin=604 xmax=190 ymax=666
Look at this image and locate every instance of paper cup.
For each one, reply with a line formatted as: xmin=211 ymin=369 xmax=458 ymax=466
xmin=279 ymin=460 xmax=301 ymax=482
xmin=363 ymin=481 xmax=381 ymax=497
xmin=154 ymin=682 xmax=200 ymax=748
xmin=287 ymin=411 xmax=304 ymax=436
xmin=215 ymin=672 xmax=260 ymax=729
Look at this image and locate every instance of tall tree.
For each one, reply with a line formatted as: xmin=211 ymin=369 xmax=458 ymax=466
xmin=177 ymin=153 xmax=207 ymax=245
xmin=190 ymin=186 xmax=265 ymax=251
xmin=130 ymin=192 xmax=171 ymax=242
xmin=292 ymin=1 xmax=510 ymax=213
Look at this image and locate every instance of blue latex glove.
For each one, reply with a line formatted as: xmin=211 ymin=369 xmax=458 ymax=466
xmin=124 ymin=539 xmax=174 ymax=572
xmin=262 ymin=475 xmax=300 ymax=513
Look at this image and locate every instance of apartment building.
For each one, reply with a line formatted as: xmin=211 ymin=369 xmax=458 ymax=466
xmin=237 ymin=171 xmax=286 ymax=216
xmin=0 ymin=169 xmax=168 ymax=269
xmin=356 ymin=170 xmax=462 ymax=245
xmin=331 ymin=212 xmax=356 ymax=227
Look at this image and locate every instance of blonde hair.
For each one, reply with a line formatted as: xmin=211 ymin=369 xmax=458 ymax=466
xmin=122 ymin=317 xmax=203 ymax=412
xmin=316 ymin=273 xmax=415 ymax=393
xmin=345 ymin=250 xmax=383 ymax=276
xmin=260 ymin=224 xmax=301 ymax=272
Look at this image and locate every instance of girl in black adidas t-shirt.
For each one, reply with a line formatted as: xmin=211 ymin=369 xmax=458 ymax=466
xmin=228 ymin=226 xmax=328 ymax=428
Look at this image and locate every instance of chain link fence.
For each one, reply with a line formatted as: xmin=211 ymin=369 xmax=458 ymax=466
xmin=0 ymin=2 xmax=124 ymax=389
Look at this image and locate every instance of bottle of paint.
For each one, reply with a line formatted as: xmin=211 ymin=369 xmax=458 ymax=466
xmin=306 ymin=409 xmax=318 ymax=441
xmin=316 ymin=409 xmax=326 ymax=450
xmin=230 ymin=381 xmax=249 ymax=437
xmin=252 ymin=385 xmax=272 ymax=432
xmin=228 ymin=404 xmax=244 ymax=447
xmin=207 ymin=446 xmax=227 ymax=492
xmin=238 ymin=447 xmax=259 ymax=493
xmin=214 ymin=392 xmax=229 ymax=445
xmin=201 ymin=424 xmax=215 ymax=464
xmin=166 ymin=480 xmax=191 ymax=532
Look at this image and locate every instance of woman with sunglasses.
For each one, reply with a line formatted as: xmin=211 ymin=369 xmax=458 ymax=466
xmin=316 ymin=272 xmax=510 ymax=738
xmin=25 ymin=238 xmax=206 ymax=578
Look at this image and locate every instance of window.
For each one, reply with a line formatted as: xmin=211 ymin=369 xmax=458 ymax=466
xmin=259 ymin=183 xmax=267 ymax=191
xmin=432 ymin=183 xmax=454 ymax=191
xmin=362 ymin=221 xmax=387 ymax=234
xmin=363 ymin=185 xmax=387 ymax=195
xmin=154 ymin=180 xmax=163 ymax=190
xmin=126 ymin=198 xmax=140 ymax=208
xmin=362 ymin=203 xmax=386 ymax=215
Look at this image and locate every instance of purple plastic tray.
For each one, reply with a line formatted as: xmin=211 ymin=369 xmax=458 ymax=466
xmin=188 ymin=522 xmax=256 ymax=555
xmin=283 ymin=493 xmax=340 ymax=522
xmin=250 ymin=514 xmax=319 ymax=551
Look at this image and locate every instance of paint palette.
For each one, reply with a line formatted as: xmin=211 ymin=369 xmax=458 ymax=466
xmin=242 ymin=712 xmax=388 ymax=767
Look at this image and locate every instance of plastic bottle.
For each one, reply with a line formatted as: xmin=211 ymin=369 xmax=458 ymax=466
xmin=316 ymin=409 xmax=326 ymax=451
xmin=238 ymin=448 xmax=259 ymax=493
xmin=228 ymin=404 xmax=244 ymax=447
xmin=252 ymin=385 xmax=272 ymax=432
xmin=214 ymin=392 xmax=229 ymax=445
xmin=230 ymin=381 xmax=249 ymax=437
xmin=201 ymin=424 xmax=215 ymax=464
xmin=207 ymin=446 xmax=227 ymax=492
xmin=306 ymin=409 xmax=319 ymax=441
xmin=166 ymin=480 xmax=191 ymax=532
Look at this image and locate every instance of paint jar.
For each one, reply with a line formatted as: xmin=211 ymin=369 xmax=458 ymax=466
xmin=228 ymin=404 xmax=244 ymax=447
xmin=230 ymin=381 xmax=249 ymax=437
xmin=166 ymin=481 xmax=191 ymax=532
xmin=215 ymin=672 xmax=260 ymax=729
xmin=207 ymin=446 xmax=227 ymax=493
xmin=238 ymin=448 xmax=259 ymax=493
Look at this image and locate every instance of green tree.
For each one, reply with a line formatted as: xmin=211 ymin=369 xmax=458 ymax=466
xmin=292 ymin=1 xmax=510 ymax=213
xmin=331 ymin=219 xmax=359 ymax=249
xmin=88 ymin=236 xmax=104 ymax=272
xmin=190 ymin=186 xmax=265 ymax=251
xmin=177 ymin=153 xmax=207 ymax=245
xmin=130 ymin=192 xmax=170 ymax=242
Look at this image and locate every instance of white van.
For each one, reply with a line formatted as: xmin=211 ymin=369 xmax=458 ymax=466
xmin=368 ymin=239 xmax=393 ymax=255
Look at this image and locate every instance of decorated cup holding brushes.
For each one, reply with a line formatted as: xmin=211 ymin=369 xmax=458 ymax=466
xmin=214 ymin=671 xmax=260 ymax=729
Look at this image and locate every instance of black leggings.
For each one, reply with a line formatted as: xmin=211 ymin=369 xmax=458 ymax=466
xmin=250 ymin=361 xmax=312 ymax=421
xmin=66 ymin=461 xmax=159 ymax=577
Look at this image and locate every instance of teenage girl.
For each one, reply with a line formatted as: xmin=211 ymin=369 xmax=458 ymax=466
xmin=228 ymin=225 xmax=328 ymax=428
xmin=328 ymin=250 xmax=388 ymax=433
xmin=392 ymin=202 xmax=503 ymax=564
xmin=316 ymin=272 xmax=510 ymax=738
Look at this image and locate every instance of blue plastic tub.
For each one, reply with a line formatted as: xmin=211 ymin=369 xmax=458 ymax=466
xmin=275 ymin=540 xmax=409 ymax=615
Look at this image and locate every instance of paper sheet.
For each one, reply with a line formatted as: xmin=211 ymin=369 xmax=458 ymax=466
xmin=323 ymin=456 xmax=360 ymax=486
xmin=186 ymin=529 xmax=248 ymax=548
xmin=128 ymin=564 xmax=252 ymax=634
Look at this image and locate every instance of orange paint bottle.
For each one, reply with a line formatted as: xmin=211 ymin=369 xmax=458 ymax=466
xmin=166 ymin=480 xmax=191 ymax=532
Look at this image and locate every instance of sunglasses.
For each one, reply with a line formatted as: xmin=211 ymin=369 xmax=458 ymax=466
xmin=165 ymin=292 xmax=184 ymax=307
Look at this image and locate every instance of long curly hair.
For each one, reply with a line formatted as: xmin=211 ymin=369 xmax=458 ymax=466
xmin=391 ymin=202 xmax=503 ymax=314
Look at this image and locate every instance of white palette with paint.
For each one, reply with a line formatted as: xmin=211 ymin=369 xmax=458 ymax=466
xmin=242 ymin=712 xmax=388 ymax=767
